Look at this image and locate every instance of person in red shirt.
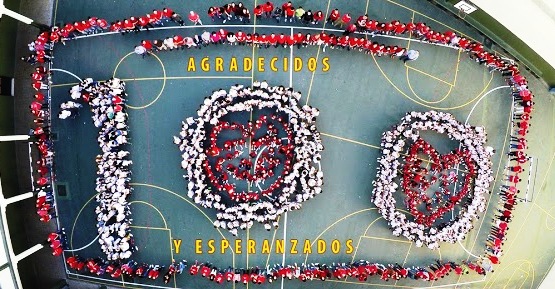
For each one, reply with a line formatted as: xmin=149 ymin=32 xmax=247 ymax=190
xmin=293 ymin=32 xmax=304 ymax=48
xmin=236 ymin=30 xmax=246 ymax=45
xmin=254 ymin=5 xmax=264 ymax=19
xmin=32 ymin=81 xmax=48 ymax=91
xmin=207 ymin=6 xmax=220 ymax=22
xmin=52 ymin=246 xmax=63 ymax=256
xmin=384 ymin=21 xmax=395 ymax=35
xmin=188 ymin=11 xmax=202 ymax=25
xmin=344 ymin=23 xmax=357 ymax=35
xmin=262 ymin=2 xmax=274 ymax=18
xmin=138 ymin=16 xmax=153 ymax=31
xmin=281 ymin=1 xmax=292 ymax=11
xmin=356 ymin=15 xmax=368 ymax=31
xmin=141 ymin=40 xmax=154 ymax=51
xmin=313 ymin=10 xmax=324 ymax=24
xmin=335 ymin=13 xmax=351 ymax=28
xmin=327 ymin=8 xmax=340 ymax=24
xmin=284 ymin=6 xmax=294 ymax=23
xmin=268 ymin=33 xmax=278 ymax=48
xmin=109 ymin=21 xmax=122 ymax=33
xmin=172 ymin=36 xmax=184 ymax=49
xmin=365 ymin=19 xmax=378 ymax=33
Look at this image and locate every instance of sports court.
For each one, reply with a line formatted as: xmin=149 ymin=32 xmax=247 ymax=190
xmin=45 ymin=0 xmax=555 ymax=288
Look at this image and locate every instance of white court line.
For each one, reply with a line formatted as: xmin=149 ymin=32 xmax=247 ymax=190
xmin=50 ymin=68 xmax=83 ymax=82
xmin=413 ymin=277 xmax=486 ymax=289
xmin=446 ymin=85 xmax=511 ymax=255
xmin=64 ymin=234 xmax=100 ymax=252
xmin=525 ymin=156 xmax=534 ymax=201
xmin=68 ymin=24 xmax=468 ymax=52
xmin=464 ymin=85 xmax=511 ymax=125
xmin=67 ymin=272 xmax=173 ymax=289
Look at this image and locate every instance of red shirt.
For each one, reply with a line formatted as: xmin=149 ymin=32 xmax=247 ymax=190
xmin=163 ymin=8 xmax=174 ymax=18
xmin=188 ymin=12 xmax=200 ymax=22
xmin=263 ymin=2 xmax=274 ymax=13
xmin=328 ymin=10 xmax=340 ymax=21
xmin=141 ymin=40 xmax=153 ymax=50
xmin=285 ymin=7 xmax=294 ymax=17
xmin=314 ymin=11 xmax=324 ymax=21
xmin=97 ymin=19 xmax=108 ymax=29
xmin=341 ymin=13 xmax=351 ymax=23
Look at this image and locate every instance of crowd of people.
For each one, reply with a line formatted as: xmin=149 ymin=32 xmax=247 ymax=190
xmin=200 ymin=1 xmax=481 ymax=50
xmin=28 ymin=66 xmax=56 ymax=224
xmin=108 ymin=8 xmax=187 ymax=33
xmin=46 ymin=229 xmax=68 ymax=256
xmin=402 ymin=138 xmax=477 ymax=227
xmin=66 ymin=257 xmax=491 ymax=284
xmin=58 ymin=78 xmax=135 ymax=261
xmin=175 ymin=81 xmax=324 ymax=236
xmin=66 ymin=256 xmax=188 ymax=282
xmin=203 ymin=113 xmax=295 ymax=201
xmin=372 ymin=111 xmax=494 ymax=249
xmin=479 ymin=65 xmax=534 ymax=266
xmin=137 ymin=28 xmax=409 ymax=58
xmin=20 ymin=1 xmax=538 ymax=284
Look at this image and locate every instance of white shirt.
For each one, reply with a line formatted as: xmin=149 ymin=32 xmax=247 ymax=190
xmin=59 ymin=110 xmax=72 ymax=119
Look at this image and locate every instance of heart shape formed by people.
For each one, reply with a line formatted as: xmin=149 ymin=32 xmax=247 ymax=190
xmin=204 ymin=114 xmax=294 ymax=201
xmin=402 ymin=138 xmax=477 ymax=226
xmin=372 ymin=111 xmax=494 ymax=249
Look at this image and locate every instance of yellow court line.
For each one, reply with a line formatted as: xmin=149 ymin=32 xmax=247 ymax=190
xmin=350 ymin=217 xmax=383 ymax=263
xmin=384 ymin=0 xmax=479 ymax=43
xmin=114 ymin=52 xmax=166 ymax=109
xmin=320 ymin=132 xmax=464 ymax=169
xmin=503 ymin=267 xmax=529 ymax=289
xmin=453 ymin=49 xmax=462 ymax=86
xmin=401 ymin=242 xmax=412 ymax=266
xmin=246 ymin=226 xmax=250 ymax=271
xmin=360 ymin=235 xmax=412 ymax=244
xmin=406 ymin=12 xmax=414 ymax=51
xmin=128 ymin=201 xmax=169 ymax=229
xmin=502 ymin=152 xmax=555 ymax=258
xmin=265 ymin=215 xmax=281 ymax=268
xmin=303 ymin=208 xmax=377 ymax=264
xmin=372 ymin=52 xmax=495 ymax=110
xmin=483 ymin=259 xmax=534 ymax=289
xmin=365 ymin=0 xmax=371 ymax=15
xmin=394 ymin=242 xmax=413 ymax=286
xmin=250 ymin=0 xmax=258 ymax=86
xmin=129 ymin=183 xmax=237 ymax=255
xmin=129 ymin=225 xmax=169 ymax=231
xmin=533 ymin=203 xmax=555 ymax=220
xmin=320 ymin=132 xmax=381 ymax=149
xmin=70 ymin=193 xmax=99 ymax=252
xmin=405 ymin=65 xmax=455 ymax=86
xmin=304 ymin=0 xmax=332 ymax=105
xmin=404 ymin=48 xmax=461 ymax=105
xmin=438 ymin=247 xmax=442 ymax=261
xmin=406 ymin=69 xmax=454 ymax=104
xmin=167 ymin=228 xmax=176 ymax=288
xmin=53 ymin=0 xmax=59 ymax=25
